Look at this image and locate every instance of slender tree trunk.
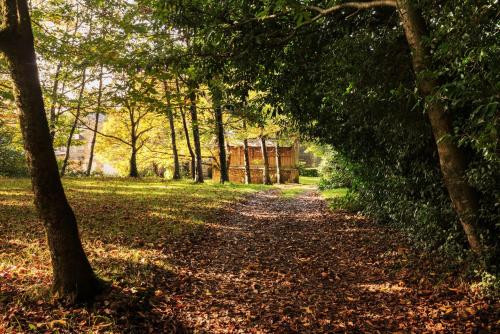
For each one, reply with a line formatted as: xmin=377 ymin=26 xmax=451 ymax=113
xmin=164 ymin=81 xmax=180 ymax=179
xmin=396 ymin=0 xmax=482 ymax=254
xmin=224 ymin=133 xmax=231 ymax=178
xmin=86 ymin=64 xmax=104 ymax=176
xmin=48 ymin=61 xmax=62 ymax=141
xmin=54 ymin=73 xmax=68 ymax=123
xmin=189 ymin=84 xmax=204 ymax=183
xmin=129 ymin=148 xmax=138 ymax=178
xmin=260 ymin=135 xmax=272 ymax=185
xmin=275 ymin=134 xmax=282 ymax=184
xmin=243 ymin=121 xmax=251 ymax=184
xmin=177 ymin=78 xmax=195 ymax=179
xmin=61 ymin=68 xmax=87 ymax=176
xmin=0 ymin=0 xmax=100 ymax=302
xmin=211 ymin=82 xmax=228 ymax=183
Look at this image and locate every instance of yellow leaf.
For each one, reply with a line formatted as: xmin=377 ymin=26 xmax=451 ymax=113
xmin=49 ymin=320 xmax=67 ymax=328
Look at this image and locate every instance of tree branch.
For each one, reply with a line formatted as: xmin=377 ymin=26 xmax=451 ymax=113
xmin=65 ymin=109 xmax=132 ymax=147
xmin=304 ymin=1 xmax=396 ymax=27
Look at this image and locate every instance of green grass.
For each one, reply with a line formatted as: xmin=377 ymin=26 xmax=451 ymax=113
xmin=299 ymin=176 xmax=320 ymax=185
xmin=321 ymin=188 xmax=348 ymax=200
xmin=279 ymin=185 xmax=307 ymax=198
xmin=278 ymin=176 xmax=320 ymax=198
xmin=319 ymin=187 xmax=350 ymax=211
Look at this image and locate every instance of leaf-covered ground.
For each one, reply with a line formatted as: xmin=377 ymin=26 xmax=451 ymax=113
xmin=0 ymin=178 xmax=498 ymax=333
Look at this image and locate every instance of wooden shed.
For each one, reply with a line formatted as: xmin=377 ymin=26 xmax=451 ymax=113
xmin=212 ymin=139 xmax=299 ymax=184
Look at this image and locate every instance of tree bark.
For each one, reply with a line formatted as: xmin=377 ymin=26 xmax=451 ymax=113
xmin=164 ymin=80 xmax=180 ymax=179
xmin=0 ymin=0 xmax=100 ymax=302
xmin=188 ymin=83 xmax=204 ymax=183
xmin=275 ymin=134 xmax=282 ymax=184
xmin=86 ymin=64 xmax=104 ymax=176
xmin=177 ymin=78 xmax=195 ymax=179
xmin=48 ymin=61 xmax=62 ymax=142
xmin=243 ymin=121 xmax=251 ymax=184
xmin=61 ymin=68 xmax=87 ymax=176
xmin=211 ymin=82 xmax=228 ymax=183
xmin=129 ymin=145 xmax=138 ymax=178
xmin=397 ymin=0 xmax=482 ymax=254
xmin=260 ymin=135 xmax=272 ymax=185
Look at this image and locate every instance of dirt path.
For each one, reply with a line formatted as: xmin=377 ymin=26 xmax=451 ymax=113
xmin=159 ymin=188 xmax=496 ymax=333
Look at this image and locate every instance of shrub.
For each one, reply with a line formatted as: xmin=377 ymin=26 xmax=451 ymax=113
xmin=300 ymin=167 xmax=318 ymax=177
xmin=318 ymin=149 xmax=353 ymax=189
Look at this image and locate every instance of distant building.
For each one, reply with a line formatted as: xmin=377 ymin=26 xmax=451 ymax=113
xmin=212 ymin=139 xmax=299 ymax=184
xmin=54 ymin=113 xmax=117 ymax=175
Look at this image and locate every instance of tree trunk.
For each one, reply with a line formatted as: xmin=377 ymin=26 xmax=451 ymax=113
xmin=243 ymin=121 xmax=251 ymax=184
xmin=260 ymin=135 xmax=272 ymax=185
xmin=129 ymin=145 xmax=138 ymax=178
xmin=164 ymin=80 xmax=180 ymax=179
xmin=211 ymin=82 xmax=228 ymax=183
xmin=177 ymin=78 xmax=195 ymax=179
xmin=224 ymin=133 xmax=231 ymax=178
xmin=0 ymin=0 xmax=100 ymax=302
xmin=275 ymin=134 xmax=282 ymax=184
xmin=189 ymin=84 xmax=204 ymax=183
xmin=397 ymin=0 xmax=482 ymax=254
xmin=86 ymin=64 xmax=104 ymax=176
xmin=48 ymin=61 xmax=62 ymax=142
xmin=61 ymin=68 xmax=87 ymax=176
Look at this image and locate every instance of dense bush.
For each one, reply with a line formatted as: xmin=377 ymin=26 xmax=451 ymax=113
xmin=318 ymin=149 xmax=353 ymax=189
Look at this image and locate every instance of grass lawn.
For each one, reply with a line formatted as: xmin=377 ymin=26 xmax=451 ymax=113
xmin=321 ymin=188 xmax=348 ymax=200
xmin=299 ymin=176 xmax=319 ymax=185
xmin=0 ymin=177 xmax=269 ymax=332
xmin=278 ymin=176 xmax=320 ymax=198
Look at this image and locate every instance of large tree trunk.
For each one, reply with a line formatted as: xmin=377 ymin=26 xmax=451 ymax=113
xmin=0 ymin=0 xmax=100 ymax=302
xmin=188 ymin=84 xmax=204 ymax=183
xmin=164 ymin=81 xmax=180 ymax=179
xmin=397 ymin=0 xmax=482 ymax=254
xmin=260 ymin=135 xmax=272 ymax=185
xmin=275 ymin=134 xmax=282 ymax=185
xmin=211 ymin=82 xmax=228 ymax=183
xmin=242 ymin=121 xmax=252 ymax=184
xmin=61 ymin=68 xmax=87 ymax=176
xmin=86 ymin=64 xmax=104 ymax=176
xmin=177 ymin=78 xmax=195 ymax=179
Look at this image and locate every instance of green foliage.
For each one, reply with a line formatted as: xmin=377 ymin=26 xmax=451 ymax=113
xmin=0 ymin=123 xmax=27 ymax=177
xmin=240 ymin=0 xmax=499 ymax=269
xmin=321 ymin=188 xmax=361 ymax=212
xmin=318 ymin=149 xmax=353 ymax=190
xmin=297 ymin=162 xmax=318 ymax=177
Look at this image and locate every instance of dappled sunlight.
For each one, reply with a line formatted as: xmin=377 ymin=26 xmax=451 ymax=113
xmin=358 ymin=282 xmax=411 ymax=294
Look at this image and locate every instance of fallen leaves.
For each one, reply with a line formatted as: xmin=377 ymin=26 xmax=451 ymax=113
xmin=0 ymin=179 xmax=498 ymax=333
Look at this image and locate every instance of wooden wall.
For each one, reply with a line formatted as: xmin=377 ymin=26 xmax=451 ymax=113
xmin=228 ymin=145 xmax=297 ymax=168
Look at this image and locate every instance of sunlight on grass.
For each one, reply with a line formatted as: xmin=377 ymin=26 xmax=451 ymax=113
xmin=280 ymin=185 xmax=307 ymax=198
xmin=321 ymin=188 xmax=348 ymax=200
xmin=299 ymin=176 xmax=319 ymax=185
xmin=279 ymin=176 xmax=319 ymax=198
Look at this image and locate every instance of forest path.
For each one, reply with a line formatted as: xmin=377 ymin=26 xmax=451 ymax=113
xmin=160 ymin=187 xmax=494 ymax=333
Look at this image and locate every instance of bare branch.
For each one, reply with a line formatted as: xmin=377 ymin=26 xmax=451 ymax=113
xmin=307 ymin=1 xmax=397 ymax=16
xmin=304 ymin=1 xmax=396 ymax=27
xmin=65 ymin=109 xmax=132 ymax=147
